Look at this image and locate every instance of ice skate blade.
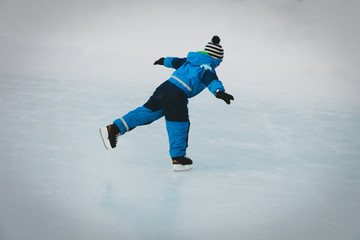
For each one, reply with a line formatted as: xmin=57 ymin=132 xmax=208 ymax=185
xmin=99 ymin=127 xmax=111 ymax=150
xmin=173 ymin=164 xmax=193 ymax=172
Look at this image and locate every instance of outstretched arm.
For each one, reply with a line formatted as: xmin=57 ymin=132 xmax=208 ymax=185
xmin=154 ymin=57 xmax=186 ymax=70
xmin=202 ymin=70 xmax=234 ymax=105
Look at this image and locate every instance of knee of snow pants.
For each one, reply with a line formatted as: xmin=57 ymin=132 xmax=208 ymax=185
xmin=113 ymin=106 xmax=164 ymax=134
xmin=166 ymin=120 xmax=190 ymax=158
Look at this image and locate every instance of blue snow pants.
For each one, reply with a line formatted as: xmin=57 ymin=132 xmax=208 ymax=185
xmin=113 ymin=80 xmax=190 ymax=158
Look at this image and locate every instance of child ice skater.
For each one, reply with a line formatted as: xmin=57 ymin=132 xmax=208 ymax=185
xmin=100 ymin=36 xmax=234 ymax=171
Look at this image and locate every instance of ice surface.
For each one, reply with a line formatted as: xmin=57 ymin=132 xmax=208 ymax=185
xmin=1 ymin=0 xmax=360 ymax=240
xmin=1 ymin=75 xmax=359 ymax=240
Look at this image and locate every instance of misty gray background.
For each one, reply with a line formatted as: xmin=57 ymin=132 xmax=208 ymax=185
xmin=1 ymin=0 xmax=360 ymax=240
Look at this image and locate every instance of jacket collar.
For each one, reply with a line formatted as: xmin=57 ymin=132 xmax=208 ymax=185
xmin=187 ymin=52 xmax=222 ymax=69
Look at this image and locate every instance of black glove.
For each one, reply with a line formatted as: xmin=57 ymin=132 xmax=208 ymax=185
xmin=215 ymin=91 xmax=234 ymax=105
xmin=154 ymin=57 xmax=165 ymax=65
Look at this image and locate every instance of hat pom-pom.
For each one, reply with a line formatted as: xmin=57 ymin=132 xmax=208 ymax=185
xmin=212 ymin=36 xmax=220 ymax=44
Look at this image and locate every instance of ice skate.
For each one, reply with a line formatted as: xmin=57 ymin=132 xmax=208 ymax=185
xmin=172 ymin=156 xmax=193 ymax=172
xmin=99 ymin=124 xmax=121 ymax=150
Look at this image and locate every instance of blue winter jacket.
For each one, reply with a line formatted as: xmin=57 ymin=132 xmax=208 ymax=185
xmin=164 ymin=52 xmax=225 ymax=98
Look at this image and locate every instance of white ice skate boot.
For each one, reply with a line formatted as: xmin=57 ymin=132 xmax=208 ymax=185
xmin=172 ymin=156 xmax=193 ymax=172
xmin=99 ymin=124 xmax=121 ymax=150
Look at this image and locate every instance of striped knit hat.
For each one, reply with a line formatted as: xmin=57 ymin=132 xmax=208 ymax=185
xmin=204 ymin=36 xmax=224 ymax=60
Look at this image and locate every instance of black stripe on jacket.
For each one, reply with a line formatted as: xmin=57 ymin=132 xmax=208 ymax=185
xmin=201 ymin=70 xmax=218 ymax=87
xmin=170 ymin=58 xmax=187 ymax=69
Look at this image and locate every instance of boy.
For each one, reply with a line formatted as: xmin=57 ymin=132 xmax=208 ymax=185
xmin=100 ymin=36 xmax=234 ymax=171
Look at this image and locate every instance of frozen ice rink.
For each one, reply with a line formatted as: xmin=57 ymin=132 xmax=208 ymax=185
xmin=1 ymin=1 xmax=360 ymax=239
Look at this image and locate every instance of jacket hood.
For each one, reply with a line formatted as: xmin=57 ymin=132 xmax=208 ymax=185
xmin=186 ymin=52 xmax=222 ymax=69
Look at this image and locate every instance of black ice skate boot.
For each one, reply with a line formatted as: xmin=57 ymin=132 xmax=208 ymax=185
xmin=99 ymin=124 xmax=121 ymax=150
xmin=172 ymin=156 xmax=193 ymax=172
